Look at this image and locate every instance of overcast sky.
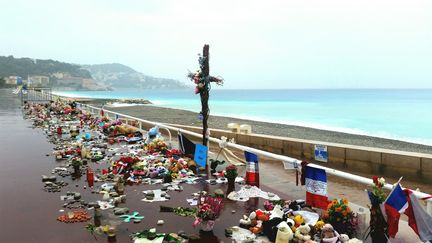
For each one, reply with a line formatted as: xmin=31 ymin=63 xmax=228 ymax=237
xmin=1 ymin=0 xmax=431 ymax=89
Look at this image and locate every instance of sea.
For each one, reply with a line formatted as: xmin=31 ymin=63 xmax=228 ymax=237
xmin=52 ymin=89 xmax=432 ymax=146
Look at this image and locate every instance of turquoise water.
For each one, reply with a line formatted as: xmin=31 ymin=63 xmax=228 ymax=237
xmin=53 ymin=89 xmax=432 ymax=145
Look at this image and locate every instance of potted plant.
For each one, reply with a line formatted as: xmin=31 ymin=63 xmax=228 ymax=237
xmin=193 ymin=194 xmax=224 ymax=232
xmin=224 ymin=165 xmax=237 ymax=192
xmin=71 ymin=157 xmax=83 ymax=175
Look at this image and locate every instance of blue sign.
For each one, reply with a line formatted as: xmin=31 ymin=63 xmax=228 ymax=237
xmin=194 ymin=144 xmax=208 ymax=168
xmin=314 ymin=145 xmax=328 ymax=162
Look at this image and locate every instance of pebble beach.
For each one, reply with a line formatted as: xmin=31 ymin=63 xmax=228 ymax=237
xmin=99 ymin=103 xmax=432 ymax=155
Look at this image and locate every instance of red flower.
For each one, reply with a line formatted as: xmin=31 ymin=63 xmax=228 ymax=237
xmin=372 ymin=176 xmax=379 ymax=185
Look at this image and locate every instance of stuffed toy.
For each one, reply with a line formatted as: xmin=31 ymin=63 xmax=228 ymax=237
xmin=315 ymin=220 xmax=325 ymax=232
xmin=321 ymin=224 xmax=340 ymax=243
xmin=262 ymin=217 xmax=284 ymax=242
xmin=294 ymin=224 xmax=311 ymax=243
xmin=286 ymin=217 xmax=297 ymax=232
xmin=239 ymin=215 xmax=252 ymax=226
xmin=346 ymin=239 xmax=363 ymax=243
xmin=293 ymin=215 xmax=304 ymax=228
xmin=275 ymin=221 xmax=294 ymax=242
xmin=338 ymin=234 xmax=349 ymax=243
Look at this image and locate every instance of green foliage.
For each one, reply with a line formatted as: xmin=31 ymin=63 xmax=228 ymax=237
xmin=224 ymin=164 xmax=238 ymax=179
xmin=0 ymin=55 xmax=91 ymax=79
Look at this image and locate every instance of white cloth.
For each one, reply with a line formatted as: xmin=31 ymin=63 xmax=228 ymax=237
xmin=227 ymin=185 xmax=280 ymax=202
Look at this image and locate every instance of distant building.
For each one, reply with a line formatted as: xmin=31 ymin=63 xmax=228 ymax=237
xmin=52 ymin=72 xmax=67 ymax=79
xmin=4 ymin=76 xmax=18 ymax=85
xmin=28 ymin=75 xmax=50 ymax=87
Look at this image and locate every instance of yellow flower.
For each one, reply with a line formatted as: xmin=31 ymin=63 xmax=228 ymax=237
xmin=342 ymin=198 xmax=349 ymax=205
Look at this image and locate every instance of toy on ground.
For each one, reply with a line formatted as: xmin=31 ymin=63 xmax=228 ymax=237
xmin=119 ymin=211 xmax=144 ymax=223
xmin=295 ymin=224 xmax=311 ymax=243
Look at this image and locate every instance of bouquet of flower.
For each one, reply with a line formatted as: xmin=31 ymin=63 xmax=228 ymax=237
xmin=145 ymin=138 xmax=167 ymax=154
xmin=369 ymin=176 xmax=386 ymax=206
xmin=367 ymin=176 xmax=388 ymax=242
xmin=224 ymin=165 xmax=238 ymax=179
xmin=326 ymin=198 xmax=357 ymax=237
xmin=193 ymin=195 xmax=224 ymax=228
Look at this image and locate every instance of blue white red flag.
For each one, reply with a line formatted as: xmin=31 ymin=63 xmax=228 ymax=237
xmin=304 ymin=166 xmax=328 ymax=209
xmin=383 ymin=183 xmax=408 ymax=238
xmin=244 ymin=151 xmax=259 ymax=187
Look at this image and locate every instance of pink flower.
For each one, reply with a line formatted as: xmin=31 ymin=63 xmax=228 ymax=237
xmin=194 ymin=87 xmax=199 ymax=94
xmin=193 ymin=217 xmax=201 ymax=227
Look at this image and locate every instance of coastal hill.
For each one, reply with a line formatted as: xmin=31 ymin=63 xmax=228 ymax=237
xmin=0 ymin=56 xmax=188 ymax=90
xmin=84 ymin=63 xmax=188 ymax=89
xmin=0 ymin=55 xmax=91 ymax=79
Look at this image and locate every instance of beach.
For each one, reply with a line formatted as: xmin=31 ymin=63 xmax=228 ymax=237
xmin=96 ymin=103 xmax=432 ymax=155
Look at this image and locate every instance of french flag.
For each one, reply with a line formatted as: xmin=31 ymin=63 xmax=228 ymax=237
xmin=403 ymin=189 xmax=432 ymax=242
xmin=382 ymin=183 xmax=408 ymax=238
xmin=304 ymin=166 xmax=328 ymax=209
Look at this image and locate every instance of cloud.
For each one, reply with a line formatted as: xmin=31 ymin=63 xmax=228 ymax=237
xmin=0 ymin=0 xmax=431 ymax=88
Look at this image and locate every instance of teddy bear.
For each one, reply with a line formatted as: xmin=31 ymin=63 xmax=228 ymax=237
xmin=321 ymin=224 xmax=340 ymax=243
xmin=294 ymin=224 xmax=311 ymax=243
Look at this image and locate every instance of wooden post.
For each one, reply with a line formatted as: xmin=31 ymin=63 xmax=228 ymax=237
xmin=200 ymin=44 xmax=210 ymax=174
xmin=188 ymin=44 xmax=224 ymax=177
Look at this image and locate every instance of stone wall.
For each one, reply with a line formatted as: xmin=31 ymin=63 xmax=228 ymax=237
xmin=160 ymin=124 xmax=432 ymax=183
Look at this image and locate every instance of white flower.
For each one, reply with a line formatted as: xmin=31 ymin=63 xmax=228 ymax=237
xmin=378 ymin=177 xmax=385 ymax=186
xmin=219 ymin=136 xmax=228 ymax=148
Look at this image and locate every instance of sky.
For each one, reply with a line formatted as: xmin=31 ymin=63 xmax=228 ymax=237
xmin=0 ymin=0 xmax=431 ymax=89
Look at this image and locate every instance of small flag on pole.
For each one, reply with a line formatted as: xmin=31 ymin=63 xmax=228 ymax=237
xmin=244 ymin=151 xmax=259 ymax=187
xmin=383 ymin=183 xmax=408 ymax=238
xmin=305 ymin=166 xmax=328 ymax=209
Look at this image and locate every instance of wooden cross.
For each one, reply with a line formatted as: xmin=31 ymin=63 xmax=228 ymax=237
xmin=188 ymin=44 xmax=223 ymax=174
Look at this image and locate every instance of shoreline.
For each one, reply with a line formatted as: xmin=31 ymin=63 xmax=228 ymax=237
xmin=51 ymin=93 xmax=432 ymax=154
xmin=95 ymin=101 xmax=432 ymax=155
xmin=56 ymin=90 xmax=432 ymax=147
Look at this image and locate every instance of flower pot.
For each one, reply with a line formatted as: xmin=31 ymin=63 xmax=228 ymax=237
xmin=73 ymin=165 xmax=81 ymax=175
xmin=226 ymin=177 xmax=235 ymax=194
xmin=199 ymin=220 xmax=215 ymax=232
